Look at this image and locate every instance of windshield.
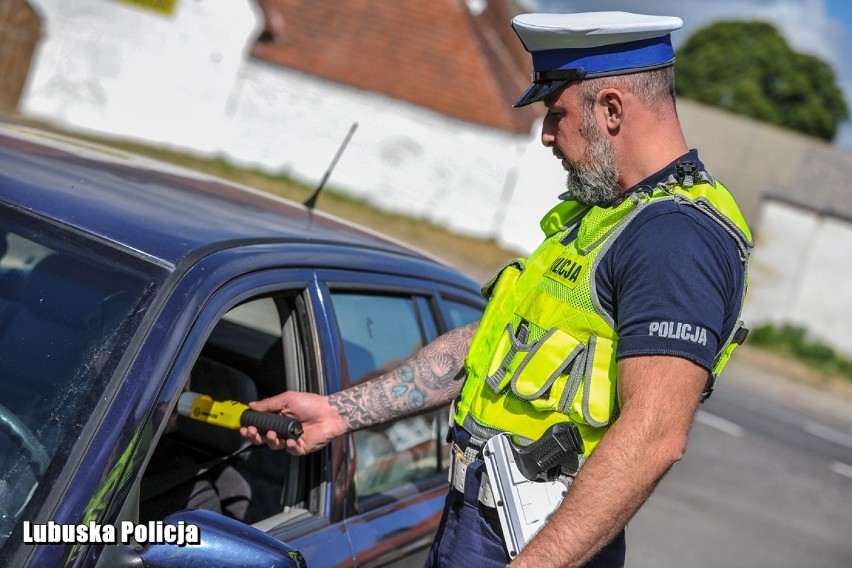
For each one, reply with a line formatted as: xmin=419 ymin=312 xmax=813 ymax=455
xmin=0 ymin=208 xmax=166 ymax=545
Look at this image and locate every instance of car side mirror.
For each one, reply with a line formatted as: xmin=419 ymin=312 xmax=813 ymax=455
xmin=133 ymin=509 xmax=306 ymax=568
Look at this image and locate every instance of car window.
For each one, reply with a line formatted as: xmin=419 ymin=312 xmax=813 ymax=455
xmin=329 ymin=291 xmax=448 ymax=500
xmin=0 ymin=214 xmax=164 ymax=547
xmin=444 ymin=298 xmax=483 ymax=329
xmin=221 ymin=296 xmax=283 ymax=336
xmin=140 ymin=292 xmax=319 ymax=529
xmin=330 ymin=293 xmax=425 ymax=384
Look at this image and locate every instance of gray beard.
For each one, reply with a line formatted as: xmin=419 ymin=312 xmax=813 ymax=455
xmin=561 ymin=115 xmax=619 ymax=206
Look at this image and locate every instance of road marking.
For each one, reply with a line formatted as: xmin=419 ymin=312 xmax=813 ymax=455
xmin=695 ymin=410 xmax=744 ymax=437
xmin=803 ymin=421 xmax=852 ymax=450
xmin=830 ymin=461 xmax=852 ymax=480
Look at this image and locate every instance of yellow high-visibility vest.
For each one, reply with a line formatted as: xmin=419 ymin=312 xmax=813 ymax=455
xmin=455 ymin=175 xmax=752 ymax=455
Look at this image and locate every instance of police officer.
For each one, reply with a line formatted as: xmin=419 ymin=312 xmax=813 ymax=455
xmin=242 ymin=11 xmax=751 ymax=568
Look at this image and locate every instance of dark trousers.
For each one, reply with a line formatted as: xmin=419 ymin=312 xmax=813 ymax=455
xmin=424 ymin=459 xmax=625 ymax=567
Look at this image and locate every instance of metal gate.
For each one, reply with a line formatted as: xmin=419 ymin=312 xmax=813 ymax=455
xmin=0 ymin=0 xmax=40 ymax=112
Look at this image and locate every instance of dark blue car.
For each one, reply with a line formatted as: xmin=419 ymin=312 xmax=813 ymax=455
xmin=0 ymin=124 xmax=485 ymax=567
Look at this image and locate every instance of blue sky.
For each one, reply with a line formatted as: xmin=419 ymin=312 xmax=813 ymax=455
xmin=526 ymin=0 xmax=852 ymax=149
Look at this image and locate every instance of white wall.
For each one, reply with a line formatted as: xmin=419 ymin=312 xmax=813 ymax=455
xmin=225 ymin=59 xmax=563 ymax=248
xmin=23 ymin=0 xmax=260 ymax=154
xmin=743 ymin=199 xmax=852 ymax=357
xmin=20 ymin=0 xmax=567 ymax=254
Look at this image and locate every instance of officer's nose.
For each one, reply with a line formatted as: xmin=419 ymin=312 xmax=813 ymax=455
xmin=541 ymin=118 xmax=556 ymax=147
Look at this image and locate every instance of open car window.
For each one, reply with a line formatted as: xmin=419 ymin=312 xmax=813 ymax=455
xmin=139 ymin=291 xmax=320 ymax=531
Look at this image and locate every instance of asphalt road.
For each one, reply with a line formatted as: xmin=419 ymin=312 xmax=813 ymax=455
xmin=626 ymin=355 xmax=852 ymax=567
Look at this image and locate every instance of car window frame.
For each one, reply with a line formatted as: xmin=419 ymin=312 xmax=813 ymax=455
xmin=314 ymin=267 xmax=485 ymax=566
xmin=314 ymin=270 xmax=479 ymax=506
xmin=12 ymin=241 xmax=486 ymax=568
xmin=114 ymin=263 xmax=357 ymax=567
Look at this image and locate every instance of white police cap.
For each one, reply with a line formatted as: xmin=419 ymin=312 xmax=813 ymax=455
xmin=511 ymin=12 xmax=683 ymax=107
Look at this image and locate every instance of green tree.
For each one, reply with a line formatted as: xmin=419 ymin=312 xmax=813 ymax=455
xmin=675 ymin=21 xmax=849 ymax=142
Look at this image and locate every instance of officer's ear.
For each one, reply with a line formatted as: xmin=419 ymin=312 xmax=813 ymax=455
xmin=595 ymin=88 xmax=624 ymax=132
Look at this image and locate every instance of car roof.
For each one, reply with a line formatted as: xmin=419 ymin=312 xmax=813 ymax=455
xmin=0 ymin=124 xmax=435 ymax=270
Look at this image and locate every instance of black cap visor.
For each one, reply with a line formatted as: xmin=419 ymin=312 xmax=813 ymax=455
xmin=513 ymin=79 xmax=571 ymax=108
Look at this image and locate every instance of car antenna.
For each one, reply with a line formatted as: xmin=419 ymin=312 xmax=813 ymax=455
xmin=304 ymin=122 xmax=358 ymax=210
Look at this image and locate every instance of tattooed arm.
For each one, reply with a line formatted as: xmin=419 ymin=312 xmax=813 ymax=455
xmin=240 ymin=321 xmax=478 ymax=455
xmin=332 ymin=321 xmax=477 ymax=430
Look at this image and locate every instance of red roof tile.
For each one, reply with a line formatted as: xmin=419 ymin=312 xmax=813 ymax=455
xmin=252 ymin=0 xmax=541 ymax=133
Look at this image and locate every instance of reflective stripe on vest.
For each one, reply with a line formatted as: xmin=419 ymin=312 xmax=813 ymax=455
xmin=455 ymin=178 xmax=752 ymax=456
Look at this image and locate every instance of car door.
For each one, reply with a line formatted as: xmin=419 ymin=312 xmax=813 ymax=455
xmin=115 ymin=252 xmax=482 ymax=568
xmin=315 ymin=269 xmax=483 ymax=567
xmin=120 ymin=261 xmax=356 ymax=568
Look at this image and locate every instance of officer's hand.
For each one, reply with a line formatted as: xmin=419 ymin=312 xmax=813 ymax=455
xmin=240 ymin=391 xmax=347 ymax=456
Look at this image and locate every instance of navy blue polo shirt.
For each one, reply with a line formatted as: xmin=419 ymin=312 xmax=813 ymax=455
xmin=592 ymin=150 xmax=746 ymax=371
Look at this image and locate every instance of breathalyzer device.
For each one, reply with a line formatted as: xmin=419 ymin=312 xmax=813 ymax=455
xmin=177 ymin=392 xmax=303 ymax=440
